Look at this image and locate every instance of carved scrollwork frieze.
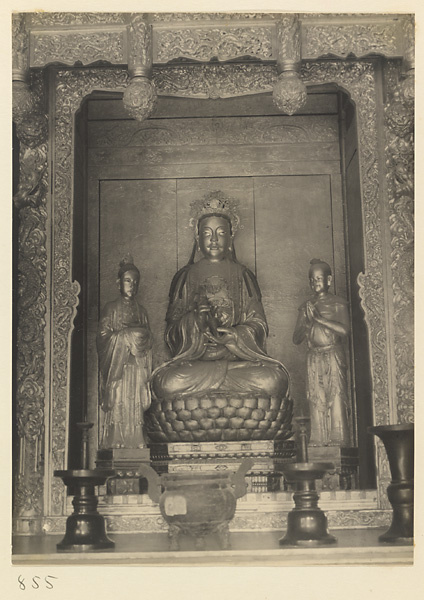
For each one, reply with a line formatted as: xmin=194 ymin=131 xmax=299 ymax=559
xmin=29 ymin=12 xmax=127 ymax=27
xmin=301 ymin=23 xmax=401 ymax=59
xmin=151 ymin=13 xmax=276 ymax=22
xmin=154 ymin=25 xmax=275 ymax=63
xmin=153 ymin=63 xmax=276 ymax=98
xmin=327 ymin=509 xmax=392 ymax=528
xmin=30 ymin=31 xmax=126 ymax=67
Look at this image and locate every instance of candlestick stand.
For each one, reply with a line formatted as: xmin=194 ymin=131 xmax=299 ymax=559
xmin=278 ymin=417 xmax=337 ymax=546
xmin=54 ymin=422 xmax=116 ymax=552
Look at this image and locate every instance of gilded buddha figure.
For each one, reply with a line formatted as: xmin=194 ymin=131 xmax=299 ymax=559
xmin=147 ymin=191 xmax=292 ymax=443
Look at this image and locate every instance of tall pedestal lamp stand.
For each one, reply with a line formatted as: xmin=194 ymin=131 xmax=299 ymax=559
xmin=54 ymin=422 xmax=116 ymax=552
xmin=278 ymin=417 xmax=336 ymax=546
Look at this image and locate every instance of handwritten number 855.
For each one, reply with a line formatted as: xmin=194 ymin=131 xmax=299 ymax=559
xmin=18 ymin=575 xmax=58 ymax=590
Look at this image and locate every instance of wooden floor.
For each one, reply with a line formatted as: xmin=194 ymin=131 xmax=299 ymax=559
xmin=12 ymin=528 xmax=413 ymax=566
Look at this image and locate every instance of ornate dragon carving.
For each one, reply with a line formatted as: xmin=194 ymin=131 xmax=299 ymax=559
xmin=13 ymin=72 xmax=48 ymax=521
xmin=154 ymin=26 xmax=274 ymax=63
xmin=302 ymin=23 xmax=401 ymax=59
xmin=153 ymin=63 xmax=276 ymax=99
xmin=31 ymin=31 xmax=125 ymax=67
xmin=151 ymin=13 xmax=276 ymax=22
xmin=29 ymin=13 xmax=127 ymax=26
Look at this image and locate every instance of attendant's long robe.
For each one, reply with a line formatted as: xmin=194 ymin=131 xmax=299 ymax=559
xmin=97 ymin=296 xmax=152 ymax=448
xmin=296 ymin=293 xmax=351 ymax=446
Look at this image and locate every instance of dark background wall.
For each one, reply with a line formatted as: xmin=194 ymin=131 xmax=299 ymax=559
xmin=69 ymin=91 xmax=375 ymax=486
xmin=85 ymin=92 xmax=346 ymax=419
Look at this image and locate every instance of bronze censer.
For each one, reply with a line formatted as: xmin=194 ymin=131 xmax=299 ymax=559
xmin=138 ymin=458 xmax=254 ymax=550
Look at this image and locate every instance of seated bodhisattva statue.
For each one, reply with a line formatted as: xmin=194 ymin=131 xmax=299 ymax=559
xmin=293 ymin=259 xmax=351 ymax=447
xmin=97 ymin=256 xmax=153 ymax=449
xmin=148 ymin=191 xmax=292 ymax=443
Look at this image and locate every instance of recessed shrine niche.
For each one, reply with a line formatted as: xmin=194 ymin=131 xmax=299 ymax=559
xmin=69 ymin=87 xmax=376 ymax=489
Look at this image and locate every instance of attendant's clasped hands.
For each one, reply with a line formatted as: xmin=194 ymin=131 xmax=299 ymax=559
xmin=306 ymin=301 xmax=325 ymax=325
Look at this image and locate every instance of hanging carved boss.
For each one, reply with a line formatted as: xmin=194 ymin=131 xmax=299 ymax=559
xmin=123 ymin=14 xmax=157 ymax=122
xmin=272 ymin=15 xmax=307 ymax=116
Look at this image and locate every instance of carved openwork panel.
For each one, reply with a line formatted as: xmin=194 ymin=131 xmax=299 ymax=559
xmin=153 ymin=24 xmax=275 ymax=63
xmin=153 ymin=63 xmax=276 ymax=98
xmin=29 ymin=13 xmax=128 ymax=27
xmin=301 ymin=22 xmax=402 ymax=59
xmin=151 ymin=13 xmax=276 ymax=22
xmin=30 ymin=31 xmax=126 ymax=67
xmin=384 ymin=60 xmax=414 ymax=425
xmin=13 ymin=71 xmax=48 ymax=521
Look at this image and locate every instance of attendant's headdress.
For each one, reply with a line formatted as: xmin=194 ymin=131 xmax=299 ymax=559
xmin=308 ymin=258 xmax=332 ymax=277
xmin=117 ymin=253 xmax=140 ymax=279
xmin=189 ymin=190 xmax=241 ymax=235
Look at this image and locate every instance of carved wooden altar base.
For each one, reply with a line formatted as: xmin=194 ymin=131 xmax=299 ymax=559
xmin=55 ymin=488 xmax=386 ymax=536
xmin=96 ymin=448 xmax=151 ymax=496
xmin=149 ymin=440 xmax=296 ymax=493
xmin=306 ymin=446 xmax=359 ymax=491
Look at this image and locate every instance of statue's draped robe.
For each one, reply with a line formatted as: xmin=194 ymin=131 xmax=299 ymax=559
xmin=298 ymin=293 xmax=350 ymax=446
xmin=97 ymin=296 xmax=153 ymax=448
xmin=152 ymin=258 xmax=289 ymax=399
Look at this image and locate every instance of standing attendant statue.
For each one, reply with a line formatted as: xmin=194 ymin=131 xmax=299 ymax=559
xmin=293 ymin=259 xmax=351 ymax=446
xmin=97 ymin=256 xmax=153 ymax=449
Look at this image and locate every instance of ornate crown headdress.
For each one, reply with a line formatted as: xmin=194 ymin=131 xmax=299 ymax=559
xmin=189 ymin=190 xmax=241 ymax=234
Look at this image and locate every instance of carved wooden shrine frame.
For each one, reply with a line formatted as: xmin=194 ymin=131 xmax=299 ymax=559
xmin=13 ymin=13 xmax=413 ymax=534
